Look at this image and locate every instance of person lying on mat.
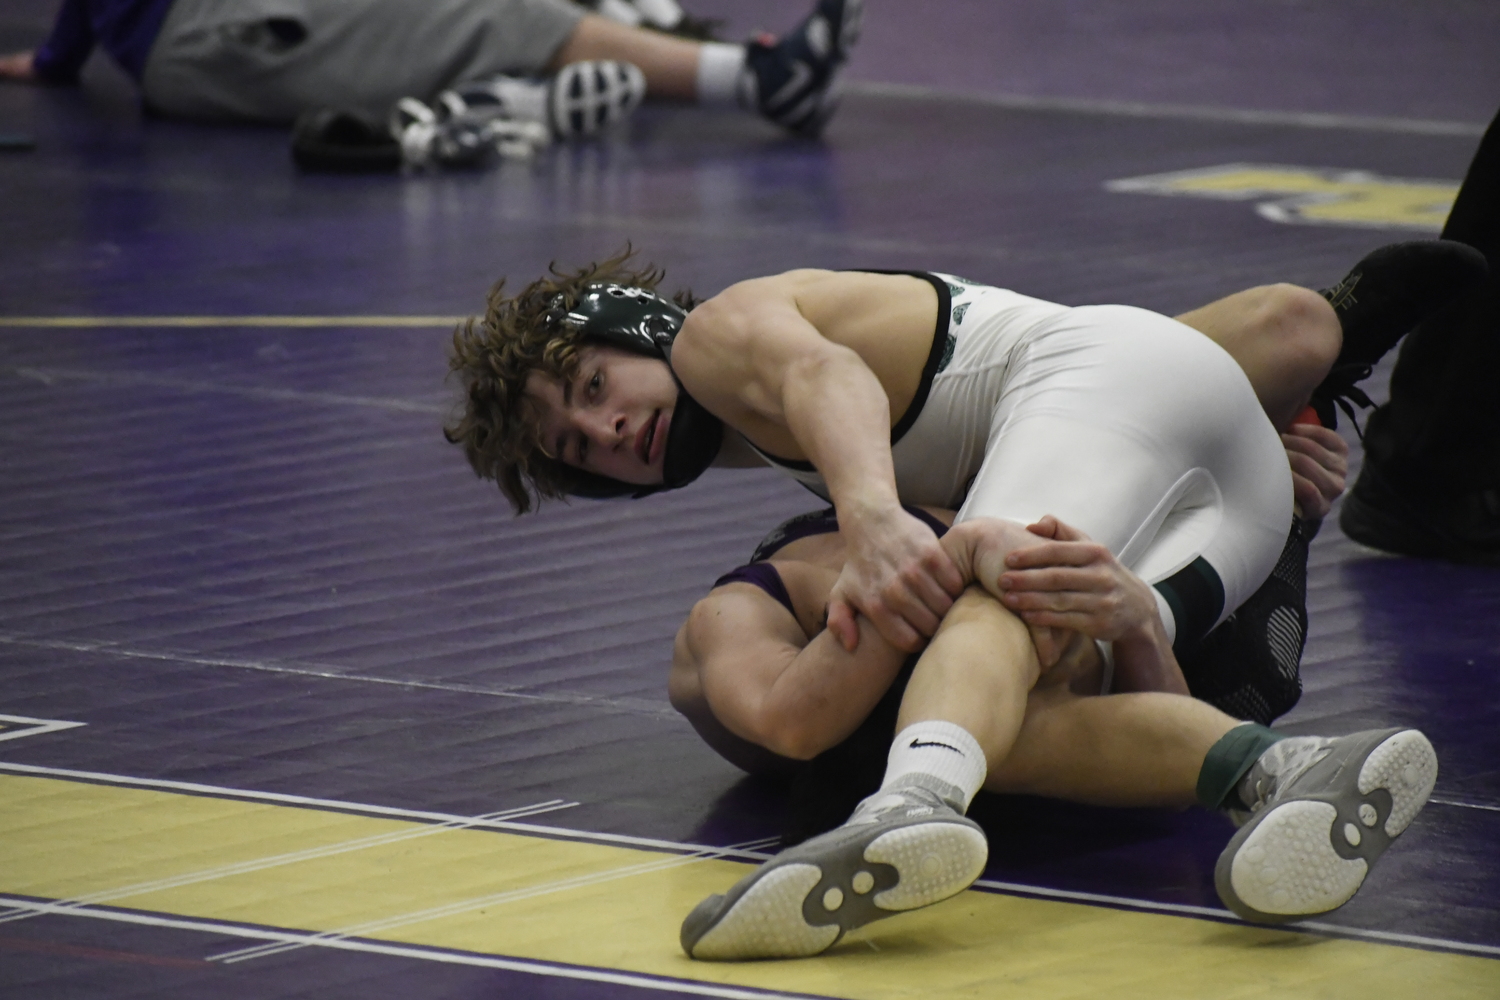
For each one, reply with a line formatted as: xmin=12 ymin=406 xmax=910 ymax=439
xmin=665 ymin=490 xmax=1434 ymax=957
xmin=0 ymin=0 xmax=860 ymax=137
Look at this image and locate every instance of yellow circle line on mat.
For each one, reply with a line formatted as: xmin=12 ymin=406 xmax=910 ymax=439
xmin=0 ymin=316 xmax=464 ymax=328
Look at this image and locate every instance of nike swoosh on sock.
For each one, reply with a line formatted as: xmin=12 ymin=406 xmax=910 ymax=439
xmin=909 ymin=740 xmax=961 ymax=753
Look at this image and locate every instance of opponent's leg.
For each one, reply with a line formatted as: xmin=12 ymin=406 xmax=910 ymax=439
xmin=988 ymin=686 xmax=1238 ymax=806
xmin=547 ymin=14 xmax=703 ymax=98
xmin=1175 ymin=283 xmax=1340 ymax=431
xmin=1310 ymin=240 xmax=1489 ymax=430
xmin=681 ymin=587 xmax=1031 ymax=960
xmin=985 ymin=687 xmax=1439 ymax=923
xmin=1213 ymin=726 xmax=1438 ymax=922
xmin=551 ymin=0 xmax=861 ymax=133
xmin=1171 ymin=243 xmax=1489 ymax=434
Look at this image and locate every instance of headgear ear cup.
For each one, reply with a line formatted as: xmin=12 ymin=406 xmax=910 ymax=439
xmin=554 ymin=284 xmax=724 ymax=497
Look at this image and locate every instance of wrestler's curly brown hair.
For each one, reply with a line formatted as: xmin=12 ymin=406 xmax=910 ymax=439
xmin=445 ymin=247 xmax=698 ymax=514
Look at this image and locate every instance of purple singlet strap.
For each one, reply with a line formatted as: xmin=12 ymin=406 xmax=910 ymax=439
xmin=713 ymin=562 xmax=796 ymax=619
xmin=750 ymin=504 xmax=948 ymax=563
xmin=750 ymin=506 xmax=840 ymax=563
xmin=715 ymin=506 xmax=950 ymax=620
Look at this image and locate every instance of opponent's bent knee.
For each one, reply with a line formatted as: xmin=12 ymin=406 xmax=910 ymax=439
xmin=1258 ymin=283 xmax=1340 ymax=372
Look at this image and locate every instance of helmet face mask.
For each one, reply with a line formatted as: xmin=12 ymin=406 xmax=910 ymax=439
xmin=551 ymin=283 xmax=722 ymax=498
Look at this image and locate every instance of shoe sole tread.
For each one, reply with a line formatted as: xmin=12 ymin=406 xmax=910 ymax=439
xmin=684 ymin=815 xmax=986 ymax=960
xmin=1216 ymin=729 xmax=1436 ymax=922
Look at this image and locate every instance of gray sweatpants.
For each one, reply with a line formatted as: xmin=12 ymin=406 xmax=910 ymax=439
xmin=141 ymin=0 xmax=585 ymax=123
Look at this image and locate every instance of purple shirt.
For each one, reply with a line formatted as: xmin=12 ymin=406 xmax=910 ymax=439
xmin=33 ymin=0 xmax=177 ymax=84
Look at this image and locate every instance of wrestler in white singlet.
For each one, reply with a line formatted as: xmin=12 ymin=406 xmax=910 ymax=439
xmin=747 ymin=272 xmax=1293 ymax=647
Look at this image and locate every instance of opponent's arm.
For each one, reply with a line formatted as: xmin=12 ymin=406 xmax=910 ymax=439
xmin=670 ymin=581 xmax=908 ymax=761
xmin=672 ymin=273 xmax=962 ymax=652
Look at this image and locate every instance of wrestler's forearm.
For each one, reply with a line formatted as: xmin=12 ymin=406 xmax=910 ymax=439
xmin=679 ymin=592 xmax=907 ymax=760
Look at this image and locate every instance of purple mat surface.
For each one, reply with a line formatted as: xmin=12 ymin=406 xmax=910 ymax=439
xmin=1 ymin=1 xmax=1497 ymax=996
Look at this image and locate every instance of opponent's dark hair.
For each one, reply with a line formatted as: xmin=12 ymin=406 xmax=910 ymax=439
xmin=444 ymin=246 xmax=698 ymax=514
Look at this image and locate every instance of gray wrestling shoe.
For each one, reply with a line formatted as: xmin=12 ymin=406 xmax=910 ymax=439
xmin=1215 ymin=728 xmax=1437 ymax=923
xmin=681 ymin=782 xmax=988 ymax=960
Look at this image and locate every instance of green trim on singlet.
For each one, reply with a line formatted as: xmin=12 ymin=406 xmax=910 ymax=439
xmin=1154 ymin=556 xmax=1227 ymax=653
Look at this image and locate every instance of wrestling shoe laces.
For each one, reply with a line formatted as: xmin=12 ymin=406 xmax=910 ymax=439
xmin=1228 ymin=736 xmax=1333 ymax=826
xmin=1215 ymin=728 xmax=1437 ymax=923
xmin=1311 ymin=240 xmax=1489 ymax=432
xmin=743 ymin=0 xmax=863 ymax=136
xmin=846 ymin=780 xmax=961 ymax=825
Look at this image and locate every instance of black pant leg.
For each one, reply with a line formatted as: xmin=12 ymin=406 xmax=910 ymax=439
xmin=1369 ymin=106 xmax=1500 ymax=488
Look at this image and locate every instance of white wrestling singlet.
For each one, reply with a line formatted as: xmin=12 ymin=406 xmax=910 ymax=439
xmin=751 ymin=272 xmax=1293 ymax=646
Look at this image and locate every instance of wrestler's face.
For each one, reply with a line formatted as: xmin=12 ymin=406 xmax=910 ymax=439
xmin=526 ymin=345 xmax=678 ymax=485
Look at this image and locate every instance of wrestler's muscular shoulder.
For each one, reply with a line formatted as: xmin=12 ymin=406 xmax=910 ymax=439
xmin=672 ymin=270 xmax=938 ymax=459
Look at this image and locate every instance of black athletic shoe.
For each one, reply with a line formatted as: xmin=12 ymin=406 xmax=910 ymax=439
xmin=1310 ymin=240 xmax=1489 ymax=430
xmin=743 ymin=0 xmax=863 ymax=136
xmin=1339 ymin=454 xmax=1500 ymax=564
xmin=290 ymin=108 xmax=400 ymax=173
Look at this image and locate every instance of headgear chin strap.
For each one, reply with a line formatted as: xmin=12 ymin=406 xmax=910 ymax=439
xmin=551 ymin=283 xmax=723 ymax=499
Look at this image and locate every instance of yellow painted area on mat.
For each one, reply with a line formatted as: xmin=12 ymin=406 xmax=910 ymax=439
xmin=1108 ymin=164 xmax=1457 ymax=230
xmin=0 ymin=316 xmax=462 ymax=328
xmin=2 ymin=774 xmax=1495 ymax=999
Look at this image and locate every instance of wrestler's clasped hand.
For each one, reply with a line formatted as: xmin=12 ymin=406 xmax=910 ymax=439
xmin=1283 ymin=422 xmax=1349 ymax=520
xmin=996 ymin=515 xmax=1159 ymax=643
xmin=826 ymin=505 xmax=964 ymax=653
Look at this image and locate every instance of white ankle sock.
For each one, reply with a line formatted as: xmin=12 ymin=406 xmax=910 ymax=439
xmin=695 ymin=42 xmax=748 ymax=108
xmin=880 ymin=721 xmax=988 ymax=812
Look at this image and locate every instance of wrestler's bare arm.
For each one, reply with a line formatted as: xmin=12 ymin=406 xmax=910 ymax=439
xmin=672 ymin=273 xmax=914 ymax=520
xmin=672 ymin=272 xmax=963 ymax=653
xmin=670 ymin=578 xmax=908 ymax=761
